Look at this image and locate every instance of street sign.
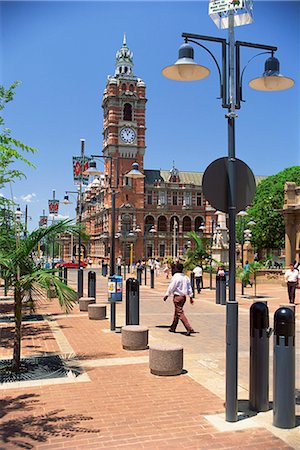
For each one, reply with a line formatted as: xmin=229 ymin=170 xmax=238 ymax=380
xmin=208 ymin=0 xmax=253 ymax=29
xmin=202 ymin=157 xmax=256 ymax=213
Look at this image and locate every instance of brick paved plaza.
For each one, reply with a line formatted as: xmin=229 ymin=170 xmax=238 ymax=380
xmin=0 ymin=270 xmax=299 ymax=449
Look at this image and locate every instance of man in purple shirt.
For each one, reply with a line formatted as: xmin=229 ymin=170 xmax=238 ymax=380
xmin=163 ymin=263 xmax=195 ymax=336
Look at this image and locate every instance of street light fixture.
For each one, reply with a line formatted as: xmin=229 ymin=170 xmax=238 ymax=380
xmin=84 ymin=154 xmax=144 ymax=331
xmin=162 ymin=11 xmax=293 ymax=423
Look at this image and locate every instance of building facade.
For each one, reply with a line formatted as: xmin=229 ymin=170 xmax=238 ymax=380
xmin=65 ymin=37 xmax=218 ymax=264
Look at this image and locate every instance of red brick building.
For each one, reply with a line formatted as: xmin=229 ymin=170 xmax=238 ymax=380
xmin=64 ymin=37 xmax=216 ymax=264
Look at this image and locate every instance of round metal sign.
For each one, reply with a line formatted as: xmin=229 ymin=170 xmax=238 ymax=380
xmin=202 ymin=157 xmax=256 ymax=213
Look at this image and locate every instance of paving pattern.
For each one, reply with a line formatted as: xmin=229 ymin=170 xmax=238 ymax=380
xmin=0 ymin=269 xmax=299 ymax=449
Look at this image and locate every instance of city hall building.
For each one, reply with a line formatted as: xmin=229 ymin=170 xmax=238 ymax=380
xmin=64 ymin=37 xmax=250 ymax=264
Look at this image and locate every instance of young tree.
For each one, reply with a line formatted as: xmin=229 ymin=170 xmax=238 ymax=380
xmin=248 ymin=166 xmax=300 ymax=251
xmin=0 ymin=220 xmax=79 ymax=373
xmin=183 ymin=231 xmax=209 ymax=270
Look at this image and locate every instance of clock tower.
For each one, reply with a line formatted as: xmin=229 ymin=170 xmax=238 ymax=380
xmin=101 ymin=35 xmax=147 ymax=260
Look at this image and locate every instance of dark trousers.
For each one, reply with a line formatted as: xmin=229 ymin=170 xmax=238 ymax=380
xmin=170 ymin=295 xmax=193 ymax=332
xmin=195 ymin=277 xmax=203 ymax=293
xmin=287 ymin=281 xmax=297 ymax=303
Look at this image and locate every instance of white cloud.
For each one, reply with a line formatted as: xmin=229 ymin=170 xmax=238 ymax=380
xmin=20 ymin=193 xmax=37 ymax=203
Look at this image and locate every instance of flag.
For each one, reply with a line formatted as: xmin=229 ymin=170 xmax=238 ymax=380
xmin=48 ymin=199 xmax=59 ymax=216
xmin=73 ymin=156 xmax=91 ymax=186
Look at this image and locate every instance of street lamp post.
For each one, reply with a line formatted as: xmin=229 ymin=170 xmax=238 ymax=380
xmin=162 ymin=9 xmax=293 ymax=422
xmin=237 ymin=210 xmax=248 ymax=295
xmin=84 ymin=157 xmax=144 ymax=331
xmin=172 ymin=219 xmax=178 ymax=259
xmin=209 ymin=219 xmax=215 ymax=290
xmin=77 ymin=139 xmax=85 ymax=298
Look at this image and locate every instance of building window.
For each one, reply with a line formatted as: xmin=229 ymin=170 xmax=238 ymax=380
xmin=157 ymin=216 xmax=167 ymax=232
xmin=129 ymin=84 xmax=134 ymax=92
xmin=183 ymin=216 xmax=192 ymax=232
xmin=121 ymin=83 xmax=126 ymax=91
xmin=196 ymin=192 xmax=203 ymax=206
xmin=147 ymin=191 xmax=153 ymax=205
xmin=123 ymin=103 xmax=132 ymax=121
xmin=159 ymin=244 xmax=165 ymax=258
xmin=172 ymin=192 xmax=178 ymax=206
xmin=124 ymin=176 xmax=132 ymax=187
xmin=184 ymin=192 xmax=191 ymax=206
xmin=158 ymin=191 xmax=165 ymax=205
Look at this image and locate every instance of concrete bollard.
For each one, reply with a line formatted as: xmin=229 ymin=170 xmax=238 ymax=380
xmin=149 ymin=343 xmax=183 ymax=376
xmin=79 ymin=297 xmax=95 ymax=311
xmin=88 ymin=304 xmax=106 ymax=320
xmin=122 ymin=325 xmax=148 ymax=350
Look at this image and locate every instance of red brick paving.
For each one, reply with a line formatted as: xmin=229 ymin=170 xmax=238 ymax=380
xmin=0 ymin=275 xmax=297 ymax=449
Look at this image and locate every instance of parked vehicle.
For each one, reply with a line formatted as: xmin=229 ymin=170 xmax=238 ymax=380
xmin=56 ymin=261 xmax=87 ymax=268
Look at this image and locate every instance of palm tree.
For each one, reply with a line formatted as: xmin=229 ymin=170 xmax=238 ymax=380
xmin=0 ymin=219 xmax=80 ymax=373
xmin=183 ymin=231 xmax=209 ymax=270
xmin=237 ymin=261 xmax=263 ymax=297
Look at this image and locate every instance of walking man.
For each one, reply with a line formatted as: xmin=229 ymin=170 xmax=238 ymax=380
xmin=193 ymin=264 xmax=203 ymax=293
xmin=163 ymin=263 xmax=195 ymax=336
xmin=284 ymin=263 xmax=300 ymax=304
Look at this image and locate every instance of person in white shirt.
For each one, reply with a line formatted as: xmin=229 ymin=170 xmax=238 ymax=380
xmin=193 ymin=265 xmax=203 ymax=294
xmin=163 ymin=263 xmax=195 ymax=336
xmin=284 ymin=263 xmax=300 ymax=304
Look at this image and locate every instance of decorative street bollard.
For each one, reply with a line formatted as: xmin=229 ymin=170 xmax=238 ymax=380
xmin=219 ymin=275 xmax=227 ymax=305
xmin=273 ymin=307 xmax=295 ymax=429
xmin=63 ymin=267 xmax=68 ymax=284
xmin=190 ymin=272 xmax=195 ymax=297
xmin=215 ymin=275 xmax=220 ymax=304
xmin=150 ymin=268 xmax=154 ymax=289
xmin=88 ymin=271 xmax=96 ymax=299
xmin=126 ymin=278 xmax=140 ymax=325
xmin=137 ymin=267 xmax=142 ymax=285
xmin=249 ymin=301 xmax=271 ymax=412
xmin=77 ymin=268 xmax=83 ymax=298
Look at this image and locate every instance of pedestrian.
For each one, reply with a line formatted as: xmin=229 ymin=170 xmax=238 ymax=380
xmin=163 ymin=263 xmax=195 ymax=336
xmin=155 ymin=258 xmax=161 ymax=276
xmin=243 ymin=260 xmax=253 ymax=287
xmin=193 ymin=264 xmax=203 ymax=293
xmin=163 ymin=262 xmax=170 ymax=279
xmin=284 ymin=263 xmax=300 ymax=304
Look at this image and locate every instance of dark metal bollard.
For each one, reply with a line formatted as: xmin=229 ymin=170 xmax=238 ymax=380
xmin=126 ymin=278 xmax=140 ymax=325
xmin=273 ymin=307 xmax=295 ymax=429
xmin=88 ymin=271 xmax=96 ymax=299
xmin=150 ymin=268 xmax=154 ymax=289
xmin=117 ymin=265 xmax=121 ymax=276
xmin=249 ymin=302 xmax=271 ymax=412
xmin=58 ymin=267 xmax=63 ymax=279
xmin=215 ymin=275 xmax=220 ymax=304
xmin=63 ymin=267 xmax=68 ymax=284
xmin=190 ymin=272 xmax=195 ymax=297
xmin=219 ymin=275 xmax=227 ymax=305
xmin=144 ymin=267 xmax=147 ymax=285
xmin=137 ymin=267 xmax=142 ymax=285
xmin=77 ymin=268 xmax=83 ymax=298
xmin=102 ymin=263 xmax=108 ymax=277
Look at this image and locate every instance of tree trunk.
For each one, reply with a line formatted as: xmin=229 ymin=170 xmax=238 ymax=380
xmin=12 ymin=287 xmax=22 ymax=372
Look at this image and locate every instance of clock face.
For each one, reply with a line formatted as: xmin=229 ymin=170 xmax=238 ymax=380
xmin=120 ymin=127 xmax=136 ymax=143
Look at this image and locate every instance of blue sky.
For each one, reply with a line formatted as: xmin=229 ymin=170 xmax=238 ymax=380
xmin=1 ymin=1 xmax=299 ymax=229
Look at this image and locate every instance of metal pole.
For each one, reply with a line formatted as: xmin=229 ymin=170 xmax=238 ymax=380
xmin=210 ymin=219 xmax=214 ymax=290
xmin=24 ymin=205 xmax=28 ymax=238
xmin=173 ymin=220 xmax=177 ymax=258
xmin=110 ymin=187 xmax=116 ymax=331
xmin=241 ymin=219 xmax=245 ymax=295
xmin=77 ymin=139 xmax=85 ymax=298
xmin=52 ymin=190 xmax=55 ymax=269
xmin=226 ymin=10 xmax=238 ymax=423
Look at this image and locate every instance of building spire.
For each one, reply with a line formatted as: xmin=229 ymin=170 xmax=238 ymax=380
xmin=115 ymin=34 xmax=134 ymax=77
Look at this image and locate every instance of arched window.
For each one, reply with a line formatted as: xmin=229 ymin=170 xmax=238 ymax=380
xmin=121 ymin=83 xmax=126 ymax=91
xmin=183 ymin=216 xmax=192 ymax=232
xmin=145 ymin=215 xmax=155 ymax=227
xmin=123 ymin=103 xmax=132 ymax=121
xmin=195 ymin=216 xmax=205 ymax=232
xmin=157 ymin=216 xmax=167 ymax=232
xmin=121 ymin=214 xmax=132 ymax=234
xmin=129 ymin=84 xmax=134 ymax=92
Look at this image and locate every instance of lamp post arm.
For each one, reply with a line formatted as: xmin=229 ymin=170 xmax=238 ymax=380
xmin=182 ymin=33 xmax=228 ymax=107
xmin=236 ymin=49 xmax=274 ymax=108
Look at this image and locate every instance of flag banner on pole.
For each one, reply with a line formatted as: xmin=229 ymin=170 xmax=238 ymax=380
xmin=48 ymin=199 xmax=59 ymax=216
xmin=73 ymin=156 xmax=91 ymax=186
xmin=39 ymin=215 xmax=48 ymax=227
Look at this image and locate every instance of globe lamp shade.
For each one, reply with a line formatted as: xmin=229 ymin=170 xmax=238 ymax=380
xmin=249 ymin=56 xmax=294 ymax=91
